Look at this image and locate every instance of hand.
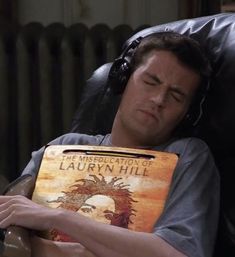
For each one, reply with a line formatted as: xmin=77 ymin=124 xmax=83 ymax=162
xmin=0 ymin=195 xmax=58 ymax=230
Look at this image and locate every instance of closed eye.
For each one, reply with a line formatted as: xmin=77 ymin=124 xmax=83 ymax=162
xmin=170 ymin=91 xmax=185 ymax=103
xmin=143 ymin=72 xmax=162 ymax=86
xmin=143 ymin=80 xmax=157 ymax=86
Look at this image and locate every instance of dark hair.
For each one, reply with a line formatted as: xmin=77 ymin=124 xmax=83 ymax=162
xmin=50 ymin=174 xmax=136 ymax=228
xmin=130 ymin=32 xmax=211 ymax=133
xmin=131 ymin=31 xmax=211 ymax=84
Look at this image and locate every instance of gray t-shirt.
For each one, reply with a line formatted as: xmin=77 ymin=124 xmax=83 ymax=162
xmin=22 ymin=133 xmax=220 ymax=257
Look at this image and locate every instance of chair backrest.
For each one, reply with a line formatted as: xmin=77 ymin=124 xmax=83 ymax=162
xmin=71 ymin=13 xmax=235 ymax=256
xmin=0 ymin=22 xmax=138 ymax=182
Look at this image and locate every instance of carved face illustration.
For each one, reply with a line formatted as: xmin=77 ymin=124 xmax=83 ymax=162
xmin=48 ymin=175 xmax=137 ymax=242
xmin=50 ymin=175 xmax=137 ymax=229
xmin=77 ymin=194 xmax=116 ymax=224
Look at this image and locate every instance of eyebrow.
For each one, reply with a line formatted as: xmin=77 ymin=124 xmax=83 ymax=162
xmin=145 ymin=72 xmax=186 ymax=97
xmin=145 ymin=72 xmax=162 ymax=84
xmin=83 ymin=203 xmax=96 ymax=209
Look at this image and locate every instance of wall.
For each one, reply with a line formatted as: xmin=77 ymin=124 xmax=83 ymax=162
xmin=18 ymin=0 xmax=179 ymax=28
xmin=18 ymin=0 xmax=63 ymax=25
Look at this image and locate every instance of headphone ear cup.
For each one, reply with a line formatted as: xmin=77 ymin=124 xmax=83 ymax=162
xmin=107 ymin=36 xmax=143 ymax=95
xmin=108 ymin=58 xmax=131 ymax=94
xmin=186 ymin=88 xmax=207 ymax=127
xmin=177 ymin=91 xmax=206 ymax=136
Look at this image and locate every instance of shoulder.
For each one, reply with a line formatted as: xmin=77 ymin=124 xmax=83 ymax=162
xmin=21 ymin=133 xmax=105 ymax=176
xmin=153 ymin=137 xmax=220 ymax=257
xmin=156 ymin=137 xmax=219 ymax=181
xmin=47 ymin=133 xmax=105 ymax=146
xmin=158 ymin=137 xmax=213 ymax=164
xmin=164 ymin=137 xmax=219 ymax=184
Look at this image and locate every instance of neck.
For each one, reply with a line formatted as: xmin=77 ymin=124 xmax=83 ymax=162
xmin=111 ymin=113 xmax=171 ymax=149
xmin=110 ymin=121 xmax=156 ymax=149
xmin=110 ymin=120 xmax=142 ymax=148
xmin=110 ymin=132 xmax=140 ymax=148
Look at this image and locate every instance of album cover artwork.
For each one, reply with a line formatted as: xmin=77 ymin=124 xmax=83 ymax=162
xmin=32 ymin=145 xmax=178 ymax=241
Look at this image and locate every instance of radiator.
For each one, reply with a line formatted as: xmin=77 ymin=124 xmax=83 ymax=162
xmin=0 ymin=22 xmax=140 ymax=182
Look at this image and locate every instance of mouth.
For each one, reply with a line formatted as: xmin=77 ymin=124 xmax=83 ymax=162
xmin=138 ymin=109 xmax=159 ymax=123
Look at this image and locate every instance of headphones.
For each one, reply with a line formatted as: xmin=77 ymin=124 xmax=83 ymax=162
xmin=108 ymin=36 xmax=143 ymax=94
xmin=185 ymin=82 xmax=210 ymax=127
xmin=107 ymin=33 xmax=210 ymax=128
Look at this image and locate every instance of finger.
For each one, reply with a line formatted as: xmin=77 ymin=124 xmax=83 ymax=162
xmin=0 ymin=207 xmax=14 ymax=229
xmin=0 ymin=196 xmax=23 ymax=212
xmin=0 ymin=213 xmax=15 ymax=229
xmin=0 ymin=200 xmax=12 ymax=213
xmin=0 ymin=201 xmax=32 ymax=228
xmin=0 ymin=197 xmax=29 ymax=226
xmin=0 ymin=195 xmax=15 ymax=204
xmin=0 ymin=195 xmax=28 ymax=205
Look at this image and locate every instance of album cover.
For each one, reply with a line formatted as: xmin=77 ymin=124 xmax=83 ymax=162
xmin=32 ymin=145 xmax=178 ymax=241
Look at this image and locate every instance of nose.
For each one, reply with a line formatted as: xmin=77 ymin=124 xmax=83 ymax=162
xmin=150 ymin=88 xmax=168 ymax=108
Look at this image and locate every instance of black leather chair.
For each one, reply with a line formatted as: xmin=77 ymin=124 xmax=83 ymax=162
xmin=71 ymin=13 xmax=235 ymax=256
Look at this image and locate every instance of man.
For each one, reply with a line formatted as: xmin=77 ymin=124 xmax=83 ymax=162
xmin=0 ymin=32 xmax=219 ymax=257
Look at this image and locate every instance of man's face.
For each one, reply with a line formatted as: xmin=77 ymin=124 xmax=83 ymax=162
xmin=114 ymin=50 xmax=200 ymax=146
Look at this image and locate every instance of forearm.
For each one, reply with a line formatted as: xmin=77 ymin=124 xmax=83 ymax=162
xmin=0 ymin=196 xmax=186 ymax=257
xmin=53 ymin=210 xmax=186 ymax=257
xmin=31 ymin=235 xmax=97 ymax=257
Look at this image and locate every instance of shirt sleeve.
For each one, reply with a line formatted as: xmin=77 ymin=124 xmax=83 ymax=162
xmin=21 ymin=133 xmax=78 ymax=176
xmin=153 ymin=138 xmax=220 ymax=257
xmin=21 ymin=133 xmax=104 ymax=176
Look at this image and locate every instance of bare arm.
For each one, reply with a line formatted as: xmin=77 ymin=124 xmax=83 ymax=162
xmin=31 ymin=236 xmax=97 ymax=257
xmin=54 ymin=209 xmax=186 ymax=257
xmin=0 ymin=195 xmax=186 ymax=257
